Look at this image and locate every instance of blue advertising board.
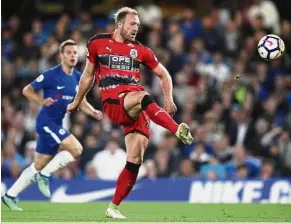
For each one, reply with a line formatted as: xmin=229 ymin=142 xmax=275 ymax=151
xmin=2 ymin=178 xmax=291 ymax=203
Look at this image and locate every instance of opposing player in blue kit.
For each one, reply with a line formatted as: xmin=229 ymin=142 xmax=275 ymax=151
xmin=2 ymin=40 xmax=103 ymax=211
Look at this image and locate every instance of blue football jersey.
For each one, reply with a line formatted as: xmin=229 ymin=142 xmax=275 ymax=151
xmin=31 ymin=64 xmax=81 ymax=127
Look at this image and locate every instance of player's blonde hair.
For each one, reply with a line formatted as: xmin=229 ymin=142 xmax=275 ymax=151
xmin=114 ymin=7 xmax=138 ymax=26
xmin=59 ymin=39 xmax=76 ymax=53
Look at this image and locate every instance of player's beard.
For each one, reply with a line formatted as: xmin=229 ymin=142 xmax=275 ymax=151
xmin=120 ymin=27 xmax=135 ymax=41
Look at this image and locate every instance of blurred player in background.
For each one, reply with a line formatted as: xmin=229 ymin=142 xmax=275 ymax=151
xmin=67 ymin=7 xmax=194 ymax=219
xmin=2 ymin=40 xmax=103 ymax=211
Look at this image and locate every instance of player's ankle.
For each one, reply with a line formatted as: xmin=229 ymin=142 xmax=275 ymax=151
xmin=5 ymin=192 xmax=16 ymax=199
xmin=39 ymin=171 xmax=50 ymax=178
xmin=109 ymin=202 xmax=119 ymax=209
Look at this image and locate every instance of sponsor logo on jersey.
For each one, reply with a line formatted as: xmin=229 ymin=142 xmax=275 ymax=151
xmin=55 ymin=94 xmax=77 ymax=100
xmin=109 ymin=55 xmax=137 ymax=71
xmin=99 ymin=55 xmax=140 ymax=72
xmin=62 ymin=96 xmax=74 ymax=100
xmin=56 ymin=93 xmax=62 ymax=99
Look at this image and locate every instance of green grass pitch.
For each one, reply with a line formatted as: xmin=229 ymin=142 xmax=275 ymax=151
xmin=2 ymin=202 xmax=291 ymax=222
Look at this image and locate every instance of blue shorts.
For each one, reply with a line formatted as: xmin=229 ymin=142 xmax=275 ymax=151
xmin=36 ymin=123 xmax=71 ymax=156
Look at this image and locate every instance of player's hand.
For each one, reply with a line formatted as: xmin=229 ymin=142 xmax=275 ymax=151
xmin=164 ymin=99 xmax=177 ymax=117
xmin=92 ymin=110 xmax=103 ymax=120
xmin=66 ymin=101 xmax=81 ymax=114
xmin=42 ymin=97 xmax=56 ymax=107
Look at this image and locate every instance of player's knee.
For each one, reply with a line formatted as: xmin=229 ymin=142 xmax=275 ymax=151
xmin=71 ymin=143 xmax=83 ymax=159
xmin=137 ymin=91 xmax=150 ymax=104
xmin=140 ymin=93 xmax=155 ymax=110
xmin=62 ymin=136 xmax=83 ymax=159
xmin=127 ymin=154 xmax=143 ymax=164
xmin=34 ymin=161 xmax=46 ymax=171
xmin=77 ymin=144 xmax=83 ymax=156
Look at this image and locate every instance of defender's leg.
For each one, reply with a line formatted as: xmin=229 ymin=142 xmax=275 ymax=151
xmin=2 ymin=152 xmax=53 ymax=211
xmin=37 ymin=135 xmax=82 ymax=197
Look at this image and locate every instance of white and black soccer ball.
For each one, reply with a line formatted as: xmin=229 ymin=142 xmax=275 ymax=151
xmin=257 ymin=34 xmax=285 ymax=61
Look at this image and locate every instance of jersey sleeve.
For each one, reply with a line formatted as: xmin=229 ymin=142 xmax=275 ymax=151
xmin=142 ymin=47 xmax=159 ymax=70
xmin=86 ymin=39 xmax=97 ymax=64
xmin=30 ymin=71 xmax=51 ymax=91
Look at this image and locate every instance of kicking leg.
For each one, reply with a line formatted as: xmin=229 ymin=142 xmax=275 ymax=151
xmin=2 ymin=153 xmax=52 ymax=211
xmin=106 ymin=132 xmax=148 ymax=219
xmin=124 ymin=91 xmax=193 ymax=145
xmin=36 ymin=135 xmax=82 ymax=197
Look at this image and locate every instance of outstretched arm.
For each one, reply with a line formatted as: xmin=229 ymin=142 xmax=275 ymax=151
xmin=67 ymin=59 xmax=95 ymax=113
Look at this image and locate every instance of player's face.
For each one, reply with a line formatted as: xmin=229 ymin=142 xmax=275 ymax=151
xmin=61 ymin=45 xmax=78 ymax=68
xmin=120 ymin=14 xmax=140 ymax=41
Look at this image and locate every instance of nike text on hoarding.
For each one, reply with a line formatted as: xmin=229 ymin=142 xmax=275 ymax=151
xmin=188 ymin=180 xmax=291 ymax=203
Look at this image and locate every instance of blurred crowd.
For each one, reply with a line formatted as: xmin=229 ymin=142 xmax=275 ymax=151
xmin=2 ymin=0 xmax=291 ymax=181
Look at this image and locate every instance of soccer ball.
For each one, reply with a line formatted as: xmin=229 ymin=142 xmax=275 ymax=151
xmin=257 ymin=34 xmax=285 ymax=61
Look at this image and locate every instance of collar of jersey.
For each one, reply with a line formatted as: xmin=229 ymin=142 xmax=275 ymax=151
xmin=110 ymin=32 xmax=132 ymax=44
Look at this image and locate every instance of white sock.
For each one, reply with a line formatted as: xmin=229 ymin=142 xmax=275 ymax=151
xmin=40 ymin=151 xmax=75 ymax=177
xmin=7 ymin=163 xmax=38 ymax=197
